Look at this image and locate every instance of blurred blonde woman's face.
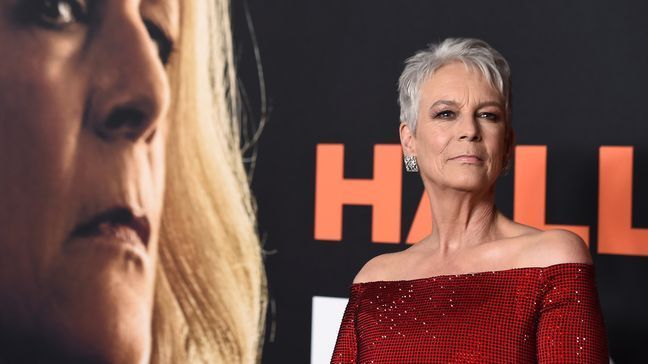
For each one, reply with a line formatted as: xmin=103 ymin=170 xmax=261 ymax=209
xmin=401 ymin=62 xmax=508 ymax=194
xmin=0 ymin=0 xmax=178 ymax=362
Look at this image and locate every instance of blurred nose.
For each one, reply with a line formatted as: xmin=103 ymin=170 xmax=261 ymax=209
xmin=87 ymin=11 xmax=169 ymax=144
xmin=457 ymin=115 xmax=482 ymax=142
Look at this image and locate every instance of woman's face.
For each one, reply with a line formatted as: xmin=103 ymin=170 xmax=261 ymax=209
xmin=401 ymin=62 xmax=509 ymax=194
xmin=0 ymin=0 xmax=178 ymax=362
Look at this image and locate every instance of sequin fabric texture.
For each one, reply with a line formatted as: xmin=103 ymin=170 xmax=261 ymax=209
xmin=331 ymin=263 xmax=608 ymax=363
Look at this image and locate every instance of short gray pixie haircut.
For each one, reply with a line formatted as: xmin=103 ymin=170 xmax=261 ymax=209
xmin=398 ymin=38 xmax=512 ymax=132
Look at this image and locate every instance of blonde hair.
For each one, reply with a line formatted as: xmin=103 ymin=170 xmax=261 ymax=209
xmin=151 ymin=0 xmax=266 ymax=362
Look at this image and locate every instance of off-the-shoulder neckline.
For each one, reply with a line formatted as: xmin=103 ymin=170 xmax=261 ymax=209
xmin=351 ymin=262 xmax=593 ymax=287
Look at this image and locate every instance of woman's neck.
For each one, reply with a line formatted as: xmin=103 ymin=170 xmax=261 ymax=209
xmin=423 ymin=184 xmax=500 ymax=255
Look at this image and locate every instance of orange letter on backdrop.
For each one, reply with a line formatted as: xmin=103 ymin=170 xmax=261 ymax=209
xmin=314 ymin=144 xmax=402 ymax=243
xmin=598 ymin=146 xmax=648 ymax=256
xmin=513 ymin=146 xmax=590 ymax=244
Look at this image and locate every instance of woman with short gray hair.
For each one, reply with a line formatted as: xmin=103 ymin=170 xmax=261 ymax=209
xmin=332 ymin=38 xmax=608 ymax=363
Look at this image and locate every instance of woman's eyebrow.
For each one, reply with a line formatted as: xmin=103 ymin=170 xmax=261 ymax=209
xmin=430 ymin=100 xmax=460 ymax=108
xmin=476 ymin=100 xmax=503 ymax=107
xmin=429 ymin=100 xmax=503 ymax=110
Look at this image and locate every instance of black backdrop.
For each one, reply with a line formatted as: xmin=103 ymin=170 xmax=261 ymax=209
xmin=232 ymin=1 xmax=648 ymax=362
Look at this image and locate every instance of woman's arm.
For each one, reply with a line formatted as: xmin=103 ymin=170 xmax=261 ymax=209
xmin=536 ymin=263 xmax=609 ymax=363
xmin=330 ymin=285 xmax=363 ymax=363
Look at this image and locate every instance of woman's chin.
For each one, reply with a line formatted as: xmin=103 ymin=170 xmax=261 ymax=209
xmin=32 ymin=256 xmax=154 ymax=364
xmin=36 ymin=323 xmax=149 ymax=364
xmin=37 ymin=295 xmax=151 ymax=363
xmin=435 ymin=174 xmax=495 ymax=193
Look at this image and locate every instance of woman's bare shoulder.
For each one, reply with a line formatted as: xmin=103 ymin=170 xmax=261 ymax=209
xmin=516 ymin=229 xmax=592 ymax=267
xmin=353 ymin=251 xmax=407 ymax=284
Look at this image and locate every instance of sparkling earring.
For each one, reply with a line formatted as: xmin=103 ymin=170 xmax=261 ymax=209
xmin=404 ymin=155 xmax=419 ymax=172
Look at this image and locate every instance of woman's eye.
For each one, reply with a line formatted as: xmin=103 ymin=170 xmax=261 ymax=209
xmin=478 ymin=112 xmax=500 ymax=121
xmin=435 ymin=110 xmax=456 ymax=119
xmin=21 ymin=0 xmax=88 ymax=28
xmin=144 ymin=20 xmax=174 ymax=65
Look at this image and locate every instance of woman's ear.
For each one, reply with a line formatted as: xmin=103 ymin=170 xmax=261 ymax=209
xmin=399 ymin=122 xmax=416 ymax=156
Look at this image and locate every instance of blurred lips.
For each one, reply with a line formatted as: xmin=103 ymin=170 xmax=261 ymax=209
xmin=449 ymin=154 xmax=484 ymax=164
xmin=71 ymin=207 xmax=151 ymax=249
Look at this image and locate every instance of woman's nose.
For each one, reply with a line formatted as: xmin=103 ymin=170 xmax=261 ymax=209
xmin=86 ymin=13 xmax=169 ymax=144
xmin=96 ymin=102 xmax=158 ymax=142
xmin=458 ymin=117 xmax=482 ymax=142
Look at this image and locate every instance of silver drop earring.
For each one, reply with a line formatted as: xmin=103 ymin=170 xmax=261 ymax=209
xmin=404 ymin=155 xmax=419 ymax=172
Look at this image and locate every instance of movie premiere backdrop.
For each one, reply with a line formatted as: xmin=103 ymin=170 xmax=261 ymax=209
xmin=232 ymin=1 xmax=648 ymax=362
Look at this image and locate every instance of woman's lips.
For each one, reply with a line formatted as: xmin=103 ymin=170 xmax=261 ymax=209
xmin=449 ymin=154 xmax=484 ymax=164
xmin=71 ymin=207 xmax=151 ymax=248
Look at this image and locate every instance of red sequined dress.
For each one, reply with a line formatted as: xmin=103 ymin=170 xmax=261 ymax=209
xmin=331 ymin=263 xmax=608 ymax=363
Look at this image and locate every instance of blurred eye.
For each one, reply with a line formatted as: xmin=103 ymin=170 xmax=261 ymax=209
xmin=435 ymin=110 xmax=456 ymax=119
xmin=478 ymin=112 xmax=500 ymax=121
xmin=144 ymin=20 xmax=174 ymax=65
xmin=20 ymin=0 xmax=88 ymax=28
